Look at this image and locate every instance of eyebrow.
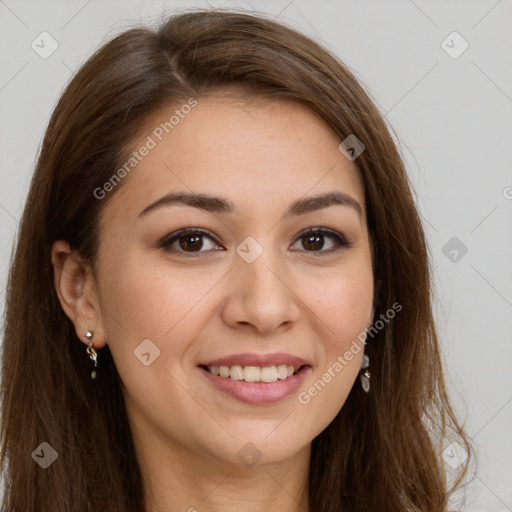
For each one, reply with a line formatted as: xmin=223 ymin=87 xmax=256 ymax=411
xmin=137 ymin=190 xmax=363 ymax=219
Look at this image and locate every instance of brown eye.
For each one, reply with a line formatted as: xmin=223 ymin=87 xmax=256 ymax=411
xmin=178 ymin=234 xmax=203 ymax=252
xmin=302 ymin=233 xmax=324 ymax=251
xmin=292 ymin=228 xmax=351 ymax=254
xmin=160 ymin=228 xmax=223 ymax=255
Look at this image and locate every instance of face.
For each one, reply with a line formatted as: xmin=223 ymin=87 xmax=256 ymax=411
xmin=91 ymin=96 xmax=374 ymax=469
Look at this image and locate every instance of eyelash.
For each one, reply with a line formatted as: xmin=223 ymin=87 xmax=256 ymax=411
xmin=159 ymin=227 xmax=352 ymax=257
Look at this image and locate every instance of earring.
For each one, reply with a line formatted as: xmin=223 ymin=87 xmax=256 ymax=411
xmin=360 ymin=354 xmax=370 ymax=393
xmin=84 ymin=331 xmax=98 ymax=380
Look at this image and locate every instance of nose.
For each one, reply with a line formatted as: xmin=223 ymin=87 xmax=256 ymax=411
xmin=221 ymin=247 xmax=301 ymax=335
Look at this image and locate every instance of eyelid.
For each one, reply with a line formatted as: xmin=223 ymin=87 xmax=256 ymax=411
xmin=294 ymin=226 xmax=349 ymax=241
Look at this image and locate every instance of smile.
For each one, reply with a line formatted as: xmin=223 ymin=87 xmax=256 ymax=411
xmin=197 ymin=364 xmax=311 ymax=405
xmin=202 ymin=364 xmax=302 ymax=383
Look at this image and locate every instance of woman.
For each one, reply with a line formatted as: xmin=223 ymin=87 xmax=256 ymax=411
xmin=0 ymin=9 xmax=473 ymax=512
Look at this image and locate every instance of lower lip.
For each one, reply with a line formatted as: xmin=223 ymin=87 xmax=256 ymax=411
xmin=198 ymin=366 xmax=311 ymax=405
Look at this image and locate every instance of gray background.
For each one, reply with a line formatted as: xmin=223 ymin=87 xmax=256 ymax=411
xmin=1 ymin=0 xmax=511 ymax=509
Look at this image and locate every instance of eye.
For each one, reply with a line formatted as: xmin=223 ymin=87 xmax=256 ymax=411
xmin=290 ymin=227 xmax=351 ymax=255
xmin=159 ymin=228 xmax=224 ymax=255
xmin=159 ymin=226 xmax=351 ymax=257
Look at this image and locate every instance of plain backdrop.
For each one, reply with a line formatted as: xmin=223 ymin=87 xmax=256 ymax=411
xmin=0 ymin=0 xmax=511 ymax=510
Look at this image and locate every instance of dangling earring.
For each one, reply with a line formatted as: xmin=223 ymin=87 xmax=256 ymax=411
xmin=84 ymin=331 xmax=98 ymax=380
xmin=360 ymin=354 xmax=370 ymax=393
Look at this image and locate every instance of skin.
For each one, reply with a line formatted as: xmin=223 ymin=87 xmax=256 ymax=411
xmin=52 ymin=95 xmax=375 ymax=512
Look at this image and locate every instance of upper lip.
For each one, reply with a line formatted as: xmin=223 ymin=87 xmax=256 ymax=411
xmin=198 ymin=352 xmax=311 ymax=368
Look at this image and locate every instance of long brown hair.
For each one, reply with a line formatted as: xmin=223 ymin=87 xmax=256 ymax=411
xmin=1 ymin=9 xmax=474 ymax=511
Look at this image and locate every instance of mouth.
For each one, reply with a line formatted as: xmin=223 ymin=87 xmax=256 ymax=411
xmin=196 ymin=361 xmax=311 ymax=405
xmin=198 ymin=364 xmax=305 ymax=384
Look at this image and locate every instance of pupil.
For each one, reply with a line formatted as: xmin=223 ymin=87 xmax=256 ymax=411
xmin=304 ymin=234 xmax=323 ymax=251
xmin=181 ymin=235 xmax=202 ymax=251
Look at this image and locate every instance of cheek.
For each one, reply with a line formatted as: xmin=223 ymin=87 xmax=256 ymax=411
xmin=308 ymin=264 xmax=374 ymax=341
xmin=99 ymin=251 xmax=198 ymax=330
xmin=96 ymin=251 xmax=224 ymax=368
xmin=295 ymin=263 xmax=373 ymax=421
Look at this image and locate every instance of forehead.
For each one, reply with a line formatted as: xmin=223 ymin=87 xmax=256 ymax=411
xmin=99 ymin=96 xmax=366 ymax=226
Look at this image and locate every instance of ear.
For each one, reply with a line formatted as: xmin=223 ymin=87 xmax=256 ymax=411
xmin=51 ymin=240 xmax=107 ymax=349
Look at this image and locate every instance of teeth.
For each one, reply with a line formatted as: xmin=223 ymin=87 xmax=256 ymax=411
xmin=260 ymin=366 xmax=277 ymax=383
xmin=277 ymin=364 xmax=288 ymax=379
xmin=230 ymin=365 xmax=244 ymax=381
xmin=244 ymin=366 xmax=260 ymax=382
xmin=206 ymin=364 xmax=301 ymax=383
